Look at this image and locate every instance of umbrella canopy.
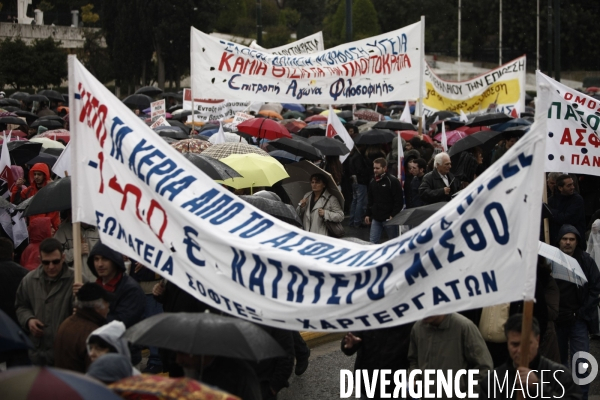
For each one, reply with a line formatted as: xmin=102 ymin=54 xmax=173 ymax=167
xmin=23 ymin=176 xmax=71 ymax=217
xmin=354 ymin=109 xmax=384 ymax=121
xmin=268 ymin=149 xmax=303 ymax=164
xmin=399 ymin=130 xmax=433 ymax=144
xmin=209 ymin=132 xmax=248 ymax=144
xmin=239 ymin=194 xmax=302 ymax=227
xmin=280 ymin=160 xmax=344 ymax=209
xmin=10 ymin=91 xmax=29 ymax=101
xmin=466 ymin=112 xmax=513 ymax=127
xmin=337 ymin=110 xmax=353 ymax=120
xmin=283 ymin=120 xmax=307 ymax=133
xmin=0 ymin=98 xmax=21 ymax=107
xmin=7 ymin=142 xmax=43 ymax=165
xmin=373 ymin=120 xmax=415 ymax=131
xmin=491 ymin=118 xmax=533 ymax=131
xmin=297 ymin=124 xmax=326 ymax=138
xmin=0 ymin=366 xmax=122 ymax=400
xmin=24 ymin=94 xmax=49 ymax=104
xmin=304 ymin=114 xmax=327 ymax=122
xmin=282 ymin=111 xmax=305 ymax=120
xmin=385 ymin=202 xmax=448 ymax=227
xmin=181 ymin=153 xmax=242 ymax=180
xmin=202 ymin=142 xmax=269 ymax=159
xmin=0 ymin=116 xmax=27 ymax=126
xmin=354 ymin=129 xmax=395 ymax=145
xmin=426 ymin=111 xmax=458 ymax=125
xmin=447 ymin=130 xmax=503 ymax=157
xmin=124 ymin=312 xmax=285 ymax=361
xmin=135 ymin=86 xmax=163 ymax=97
xmin=153 ymin=127 xmax=188 ymax=140
xmin=268 ymin=137 xmax=322 ymax=161
xmin=538 ymin=241 xmax=588 ymax=286
xmin=37 ymin=129 xmax=70 ymax=144
xmin=14 ymin=110 xmax=38 ymax=124
xmin=37 ymin=90 xmax=64 ymax=103
xmin=109 ymin=375 xmax=239 ymax=400
xmin=164 ymin=119 xmax=191 ymax=134
xmin=171 ymin=139 xmax=212 ymax=154
xmin=122 ymin=94 xmax=153 ymax=110
xmin=26 ymin=153 xmax=58 ymax=168
xmin=0 ymin=309 xmax=33 ymax=351
xmin=30 ymin=119 xmax=64 ymax=130
xmin=41 ymin=147 xmax=64 ymax=157
xmin=282 ymin=103 xmax=305 ymax=112
xmin=307 ymin=136 xmax=350 ymax=156
xmin=218 ymin=154 xmax=288 ymax=190
xmin=433 ymin=129 xmax=468 ymax=146
xmin=307 ymin=106 xmax=325 ymax=114
xmin=260 ymin=103 xmax=283 ymax=113
xmin=257 ymin=110 xmax=283 ymax=120
xmin=29 ymin=137 xmax=66 ymax=149
xmin=237 ymin=118 xmax=291 ymax=140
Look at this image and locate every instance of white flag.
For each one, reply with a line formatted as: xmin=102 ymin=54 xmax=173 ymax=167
xmin=399 ymin=104 xmax=412 ymax=123
xmin=441 ymin=121 xmax=448 ymax=152
xmin=327 ymin=106 xmax=354 ymax=163
xmin=0 ymin=133 xmax=27 ymax=247
xmin=211 ymin=122 xmax=227 ymax=145
xmin=52 ymin=141 xmax=71 ymax=178
xmin=459 ymin=110 xmax=469 ymax=123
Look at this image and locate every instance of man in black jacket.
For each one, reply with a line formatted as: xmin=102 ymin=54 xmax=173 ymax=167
xmin=548 ymin=174 xmax=586 ymax=247
xmin=479 ymin=314 xmax=581 ymax=399
xmin=348 ymin=145 xmax=372 ymax=228
xmin=418 ymin=152 xmax=461 ymax=204
xmin=364 ymin=158 xmax=403 ymax=243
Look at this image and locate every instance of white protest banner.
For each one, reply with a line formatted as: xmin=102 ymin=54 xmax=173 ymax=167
xmin=191 ymin=23 xmax=422 ymax=104
xmin=537 ymin=71 xmax=600 ymax=175
xmin=182 ymin=89 xmax=253 ymax=122
xmin=150 ymin=116 xmax=171 ymax=129
xmin=150 ymin=99 xmax=166 ymax=121
xmin=70 ymin=55 xmax=544 ymax=331
xmin=250 ymin=32 xmax=324 ymax=55
xmin=223 ymin=112 xmax=255 ymax=131
xmin=423 ymin=55 xmax=527 ymax=117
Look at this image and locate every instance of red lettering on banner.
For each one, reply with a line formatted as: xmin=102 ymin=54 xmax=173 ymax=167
xmin=582 ymin=155 xmax=591 ymax=166
xmin=232 ymin=57 xmax=245 ymax=73
xmin=575 ymin=129 xmax=586 ymax=146
xmin=560 ymin=128 xmax=573 ymax=145
xmin=575 ymin=96 xmax=586 ymax=106
xmin=272 ymin=66 xmax=285 ymax=78
xmin=564 ymin=92 xmax=573 ymax=100
xmin=218 ymin=52 xmax=234 ymax=71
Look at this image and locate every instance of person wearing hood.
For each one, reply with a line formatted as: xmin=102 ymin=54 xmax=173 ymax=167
xmin=87 ymin=354 xmax=134 ymax=384
xmin=86 ymin=320 xmax=140 ymax=376
xmin=10 ymin=163 xmax=60 ymax=230
xmin=554 ymin=224 xmax=600 ymax=400
xmin=20 ymin=217 xmax=53 ymax=271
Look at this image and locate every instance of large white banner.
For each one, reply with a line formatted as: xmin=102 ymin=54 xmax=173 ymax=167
xmin=537 ymin=71 xmax=600 ymax=175
xmin=70 ymin=56 xmax=544 ymax=331
xmin=423 ymin=55 xmax=527 ymax=117
xmin=250 ymin=32 xmax=324 ymax=55
xmin=191 ymin=23 xmax=423 ymax=104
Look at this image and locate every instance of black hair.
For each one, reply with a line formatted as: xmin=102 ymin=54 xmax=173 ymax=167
xmin=0 ymin=237 xmax=14 ymax=260
xmin=39 ymin=238 xmax=63 ymax=255
xmin=373 ymin=157 xmax=387 ymax=168
xmin=504 ymin=314 xmax=540 ymax=337
xmin=556 ymin=174 xmax=571 ymax=188
xmin=88 ymin=336 xmax=117 ymax=353
xmin=409 ymin=158 xmax=427 ymax=171
xmin=310 ymin=173 xmax=327 ymax=187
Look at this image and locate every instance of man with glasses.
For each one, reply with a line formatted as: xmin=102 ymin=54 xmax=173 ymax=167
xmin=15 ymin=238 xmax=76 ymax=366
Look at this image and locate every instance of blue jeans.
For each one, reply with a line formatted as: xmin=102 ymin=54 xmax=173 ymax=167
xmin=349 ymin=183 xmax=367 ymax=226
xmin=369 ymin=219 xmax=399 ymax=244
xmin=145 ymin=294 xmax=164 ymax=367
xmin=556 ymin=319 xmax=590 ymax=399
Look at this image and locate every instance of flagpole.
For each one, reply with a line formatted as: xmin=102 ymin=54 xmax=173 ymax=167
xmin=418 ymin=15 xmax=425 ymax=136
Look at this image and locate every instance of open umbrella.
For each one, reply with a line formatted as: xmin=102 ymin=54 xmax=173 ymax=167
xmin=123 ymin=94 xmax=153 ymax=109
xmin=337 ymin=110 xmax=353 ymax=120
xmin=37 ymin=129 xmax=70 ymax=144
xmin=154 ymin=127 xmax=188 ymax=140
xmin=29 ymin=137 xmax=66 ymax=149
xmin=282 ymin=103 xmax=305 ymax=112
xmin=23 ymin=176 xmax=71 ymax=217
xmin=181 ymin=153 xmax=242 ymax=180
xmin=24 ymin=94 xmax=49 ymax=104
xmin=7 ymin=142 xmax=43 ymax=165
xmin=218 ymin=153 xmax=288 ymax=191
xmin=354 ymin=109 xmax=384 ymax=121
xmin=202 ymin=142 xmax=269 ymax=159
xmin=373 ymin=121 xmax=415 ymax=131
xmin=354 ymin=129 xmax=395 ymax=145
xmin=385 ymin=202 xmax=448 ymax=227
xmin=280 ymin=160 xmax=344 ymax=209
xmin=30 ymin=119 xmax=63 ymax=130
xmin=283 ymin=120 xmax=306 ymax=133
xmin=0 ymin=116 xmax=27 ymax=126
xmin=135 ymin=86 xmax=163 ymax=97
xmin=0 ymin=309 xmax=33 ymax=351
xmin=307 ymin=106 xmax=325 ymax=114
xmin=399 ymin=130 xmax=433 ymax=144
xmin=26 ymin=153 xmax=58 ymax=168
xmin=426 ymin=111 xmax=458 ymax=125
xmin=466 ymin=112 xmax=513 ymax=127
xmin=282 ymin=111 xmax=305 ymax=120
xmin=240 ymin=193 xmax=302 ymax=227
xmin=269 ymin=137 xmax=322 ymax=161
xmin=447 ymin=130 xmax=503 ymax=157
xmin=124 ymin=312 xmax=285 ymax=361
xmin=171 ymin=138 xmax=212 ymax=154
xmin=209 ymin=132 xmax=248 ymax=144
xmin=257 ymin=110 xmax=283 ymax=120
xmin=41 ymin=147 xmax=64 ymax=157
xmin=109 ymin=375 xmax=239 ymax=400
xmin=10 ymin=91 xmax=29 ymax=101
xmin=0 ymin=366 xmax=122 ymax=400
xmin=37 ymin=90 xmax=65 ymax=103
xmin=14 ymin=110 xmax=38 ymax=124
xmin=305 ymin=115 xmax=328 ymax=123
xmin=237 ymin=118 xmax=291 ymax=140
xmin=0 ymin=98 xmax=21 ymax=107
xmin=538 ymin=241 xmax=588 ymax=286
xmin=268 ymin=149 xmax=303 ymax=164
xmin=165 ymin=119 xmax=191 ymax=134
xmin=297 ymin=124 xmax=326 ymax=138
xmin=307 ymin=136 xmax=350 ymax=156
xmin=434 ymin=129 xmax=468 ymax=146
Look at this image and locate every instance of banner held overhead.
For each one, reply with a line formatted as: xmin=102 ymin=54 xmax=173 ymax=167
xmin=249 ymin=31 xmax=324 ymax=55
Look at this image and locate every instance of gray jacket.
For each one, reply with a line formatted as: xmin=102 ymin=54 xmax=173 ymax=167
xmin=15 ymin=265 xmax=75 ymax=365
xmin=296 ymin=189 xmax=344 ymax=236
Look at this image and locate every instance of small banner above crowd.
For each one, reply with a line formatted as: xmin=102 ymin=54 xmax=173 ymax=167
xmin=537 ymin=71 xmax=600 ymax=175
xmin=190 ymin=22 xmax=423 ymax=104
xmin=70 ymin=55 xmax=545 ymax=332
xmin=423 ymin=55 xmax=527 ymax=117
xmin=250 ymin=31 xmax=324 ymax=55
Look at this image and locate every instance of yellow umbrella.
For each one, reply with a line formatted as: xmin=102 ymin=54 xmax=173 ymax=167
xmin=319 ymin=109 xmax=341 ymax=116
xmin=217 ymin=153 xmax=289 ymax=193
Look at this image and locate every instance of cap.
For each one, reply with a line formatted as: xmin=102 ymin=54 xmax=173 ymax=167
xmin=77 ymin=282 xmax=115 ymax=302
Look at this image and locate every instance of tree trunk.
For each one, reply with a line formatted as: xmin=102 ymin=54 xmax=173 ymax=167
xmin=156 ymin=41 xmax=165 ymax=90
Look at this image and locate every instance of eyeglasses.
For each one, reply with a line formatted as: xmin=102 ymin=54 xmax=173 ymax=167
xmin=41 ymin=259 xmax=61 ymax=266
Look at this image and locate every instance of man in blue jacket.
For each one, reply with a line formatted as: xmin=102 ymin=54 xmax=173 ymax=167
xmin=364 ymin=158 xmax=403 ymax=243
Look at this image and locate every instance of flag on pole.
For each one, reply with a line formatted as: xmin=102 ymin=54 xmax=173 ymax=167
xmin=459 ymin=110 xmax=469 ymax=123
xmin=211 ymin=122 xmax=227 ymax=145
xmin=327 ymin=106 xmax=354 ymax=163
xmin=0 ymin=133 xmax=27 ymax=247
xmin=52 ymin=141 xmax=72 ymax=178
xmin=399 ymin=104 xmax=412 ymax=123
xmin=441 ymin=121 xmax=448 ymax=152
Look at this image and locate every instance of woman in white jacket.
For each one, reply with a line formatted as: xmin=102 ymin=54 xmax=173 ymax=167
xmin=296 ymin=173 xmax=344 ymax=236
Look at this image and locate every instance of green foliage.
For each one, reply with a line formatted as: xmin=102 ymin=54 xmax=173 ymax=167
xmin=79 ymin=30 xmax=111 ymax=83
xmin=327 ymin=0 xmax=379 ymax=45
xmin=30 ymin=38 xmax=68 ymax=88
xmin=263 ymin=25 xmax=292 ymax=48
xmin=37 ymin=0 xmax=54 ymax=12
xmin=81 ymin=3 xmax=99 ymax=25
xmin=279 ymin=8 xmax=300 ymax=30
xmin=0 ymin=38 xmax=34 ymax=89
xmin=216 ymin=0 xmax=247 ymax=34
xmin=233 ymin=17 xmax=255 ymax=37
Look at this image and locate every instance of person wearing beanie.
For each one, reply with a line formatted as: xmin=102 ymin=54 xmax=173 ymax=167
xmin=54 ymin=282 xmax=113 ymax=373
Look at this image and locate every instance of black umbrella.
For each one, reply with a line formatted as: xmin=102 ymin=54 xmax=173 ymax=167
xmin=354 ymin=129 xmax=395 ymax=145
xmin=337 ymin=110 xmax=353 ymax=120
xmin=14 ymin=110 xmax=38 ymax=124
xmin=23 ymin=176 xmax=71 ymax=217
xmin=0 ymin=98 xmax=21 ymax=107
xmin=154 ymin=127 xmax=188 ymax=140
xmin=199 ymin=123 xmax=220 ymax=133
xmin=123 ymin=94 xmax=153 ymax=110
xmin=9 ymin=91 xmax=29 ymax=101
xmin=39 ymin=115 xmax=65 ymax=123
xmin=385 ymin=202 xmax=448 ymax=227
xmin=307 ymin=136 xmax=350 ymax=155
xmin=41 ymin=147 xmax=64 ymax=157
xmin=502 ymin=125 xmax=530 ymax=136
xmin=170 ymin=109 xmax=197 ymax=122
xmin=0 ymin=116 xmax=27 ymax=126
xmin=346 ymin=119 xmax=368 ymax=127
xmin=26 ymin=153 xmax=58 ymax=167
xmin=7 ymin=142 xmax=43 ymax=165
xmin=447 ymin=130 xmax=504 ymax=157
xmin=444 ymin=119 xmax=466 ymax=130
xmin=373 ymin=120 xmax=415 ymax=131
xmin=426 ymin=111 xmax=458 ymax=125
xmin=466 ymin=112 xmax=513 ymax=127
xmin=30 ymin=119 xmax=64 ymax=130
xmin=297 ymin=124 xmax=326 ymax=138
xmin=135 ymin=86 xmax=163 ymax=97
xmin=161 ymin=136 xmax=178 ymax=144
xmin=37 ymin=90 xmax=64 ymax=103
xmin=269 ymin=137 xmax=322 ymax=161
xmin=307 ymin=107 xmax=325 ymax=114
xmin=164 ymin=119 xmax=190 ymax=134
xmin=162 ymin=92 xmax=183 ymax=100
xmin=240 ymin=194 xmax=302 ymax=227
xmin=124 ymin=312 xmax=285 ymax=361
xmin=0 ymin=106 xmax=20 ymax=113
xmin=168 ymin=104 xmax=183 ymax=112
xmin=181 ymin=153 xmax=242 ymax=180
xmin=0 ymin=309 xmax=34 ymax=351
xmin=24 ymin=94 xmax=49 ymax=104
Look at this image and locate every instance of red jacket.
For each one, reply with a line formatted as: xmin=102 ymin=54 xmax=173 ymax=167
xmin=20 ymin=217 xmax=53 ymax=271
xmin=11 ymin=163 xmax=60 ymax=230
